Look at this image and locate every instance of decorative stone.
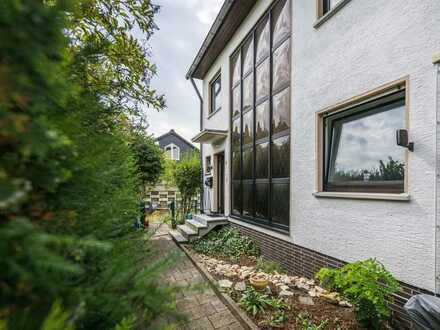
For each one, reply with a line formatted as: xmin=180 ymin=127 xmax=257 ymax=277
xmin=322 ymin=292 xmax=341 ymax=305
xmin=218 ymin=279 xmax=233 ymax=289
xmin=299 ymin=296 xmax=315 ymax=306
xmin=339 ymin=300 xmax=353 ymax=308
xmin=234 ymin=281 xmax=246 ymax=292
xmin=279 ymin=285 xmax=290 ymax=291
xmin=279 ymin=290 xmax=294 ymax=297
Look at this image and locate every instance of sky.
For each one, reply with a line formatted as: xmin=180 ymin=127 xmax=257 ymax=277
xmin=140 ymin=0 xmax=223 ymax=143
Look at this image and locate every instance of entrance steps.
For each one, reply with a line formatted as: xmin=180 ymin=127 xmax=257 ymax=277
xmin=169 ymin=214 xmax=228 ymax=243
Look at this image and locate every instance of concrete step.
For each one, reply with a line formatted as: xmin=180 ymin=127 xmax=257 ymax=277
xmin=169 ymin=229 xmax=187 ymax=243
xmin=186 ymin=219 xmax=207 ymax=232
xmin=193 ymin=214 xmax=228 ymax=226
xmin=177 ymin=224 xmax=198 ymax=241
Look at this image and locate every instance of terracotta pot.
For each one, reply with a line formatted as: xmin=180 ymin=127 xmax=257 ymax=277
xmin=249 ymin=273 xmax=269 ymax=290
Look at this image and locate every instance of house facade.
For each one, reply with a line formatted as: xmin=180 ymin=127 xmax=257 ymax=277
xmin=145 ymin=129 xmax=198 ymax=209
xmin=187 ymin=0 xmax=440 ymax=326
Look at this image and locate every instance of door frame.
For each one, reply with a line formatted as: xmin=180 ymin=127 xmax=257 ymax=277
xmin=215 ymin=151 xmax=225 ymax=215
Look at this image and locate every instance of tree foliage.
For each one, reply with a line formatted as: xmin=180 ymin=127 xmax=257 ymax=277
xmin=0 ymin=0 xmax=175 ymax=329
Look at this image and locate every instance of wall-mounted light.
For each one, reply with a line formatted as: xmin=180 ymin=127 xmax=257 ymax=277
xmin=396 ymin=129 xmax=414 ymax=152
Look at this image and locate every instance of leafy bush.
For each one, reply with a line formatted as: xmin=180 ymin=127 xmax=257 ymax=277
xmin=240 ymin=287 xmax=286 ymax=316
xmin=296 ymin=313 xmax=328 ymax=330
xmin=256 ymin=257 xmax=284 ymax=274
xmin=191 ymin=226 xmax=259 ymax=260
xmin=259 ymin=310 xmax=288 ymax=328
xmin=316 ymin=259 xmax=400 ymax=329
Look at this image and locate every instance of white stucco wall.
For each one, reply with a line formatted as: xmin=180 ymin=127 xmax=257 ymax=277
xmin=199 ymin=0 xmax=440 ymax=292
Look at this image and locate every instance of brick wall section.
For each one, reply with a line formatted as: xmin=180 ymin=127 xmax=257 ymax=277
xmin=231 ymin=223 xmax=434 ymax=329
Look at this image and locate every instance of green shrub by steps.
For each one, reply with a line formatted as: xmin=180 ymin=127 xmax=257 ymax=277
xmin=316 ymin=258 xmax=400 ymax=329
xmin=191 ymin=226 xmax=259 ymax=260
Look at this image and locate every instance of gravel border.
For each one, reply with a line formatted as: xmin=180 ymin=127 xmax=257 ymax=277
xmin=178 ymin=244 xmax=260 ymax=330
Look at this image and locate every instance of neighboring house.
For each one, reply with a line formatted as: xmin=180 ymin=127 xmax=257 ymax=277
xmin=185 ymin=0 xmax=440 ymax=327
xmin=145 ymin=129 xmax=198 ymax=209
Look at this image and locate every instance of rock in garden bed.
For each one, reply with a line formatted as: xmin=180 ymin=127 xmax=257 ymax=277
xmin=191 ymin=249 xmax=363 ymax=329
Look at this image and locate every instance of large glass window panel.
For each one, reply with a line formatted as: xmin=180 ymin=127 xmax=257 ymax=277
xmin=271 ymin=182 xmax=289 ymax=227
xmin=242 ymin=110 xmax=254 ymax=146
xmin=256 ymin=17 xmax=270 ymax=63
xmin=232 ymin=150 xmax=241 ymax=180
xmin=242 ymin=38 xmax=254 ymax=76
xmin=273 ymin=40 xmax=290 ymax=92
xmin=256 ymin=59 xmax=270 ymax=103
xmin=232 ymin=118 xmax=241 ymax=149
xmin=210 ymin=75 xmax=221 ymax=113
xmin=255 ymin=182 xmax=269 ymax=219
xmin=243 ymin=74 xmax=254 ymax=112
xmin=256 ymin=142 xmax=269 ymax=179
xmin=242 ymin=182 xmax=254 ymax=217
xmin=272 ymin=0 xmax=290 ymax=47
xmin=325 ymin=95 xmax=406 ymax=193
xmin=231 ymin=53 xmax=241 ymax=86
xmin=242 ymin=146 xmax=253 ymax=179
xmin=272 ymin=135 xmax=290 ymax=178
xmin=273 ymin=87 xmax=290 ymax=135
xmin=232 ymin=181 xmax=241 ymax=215
xmin=232 ymin=85 xmax=241 ymax=118
xmin=255 ymin=101 xmax=269 ymax=140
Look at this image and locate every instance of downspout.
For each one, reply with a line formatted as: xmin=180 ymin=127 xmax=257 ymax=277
xmin=189 ymin=77 xmax=205 ymax=214
xmin=434 ymin=53 xmax=440 ymax=294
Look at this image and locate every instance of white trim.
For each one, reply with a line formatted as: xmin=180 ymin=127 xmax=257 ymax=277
xmin=313 ymin=191 xmax=410 ymax=201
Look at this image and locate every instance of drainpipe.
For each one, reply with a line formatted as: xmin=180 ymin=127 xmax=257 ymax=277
xmin=189 ymin=77 xmax=205 ymax=214
xmin=434 ymin=53 xmax=440 ymax=293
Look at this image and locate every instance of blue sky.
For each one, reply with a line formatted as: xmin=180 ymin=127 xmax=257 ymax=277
xmin=141 ymin=0 xmax=223 ymax=142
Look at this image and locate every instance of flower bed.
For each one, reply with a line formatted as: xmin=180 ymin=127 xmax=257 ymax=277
xmin=188 ymin=227 xmax=363 ymax=329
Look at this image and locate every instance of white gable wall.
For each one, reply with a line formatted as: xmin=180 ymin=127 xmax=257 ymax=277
xmin=200 ymin=0 xmax=440 ymax=292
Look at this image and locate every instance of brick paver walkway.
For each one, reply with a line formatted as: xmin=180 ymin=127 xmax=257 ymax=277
xmin=149 ymin=223 xmax=244 ymax=330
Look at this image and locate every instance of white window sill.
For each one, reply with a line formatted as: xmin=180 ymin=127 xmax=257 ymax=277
xmin=314 ymin=0 xmax=352 ymax=29
xmin=313 ymin=191 xmax=411 ymax=201
xmin=207 ymin=107 xmax=221 ymax=119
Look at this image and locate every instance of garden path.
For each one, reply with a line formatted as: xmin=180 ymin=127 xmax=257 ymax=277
xmin=149 ymin=222 xmax=244 ymax=330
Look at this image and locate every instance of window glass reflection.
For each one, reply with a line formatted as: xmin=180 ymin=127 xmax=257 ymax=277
xmin=242 ymin=182 xmax=254 ymax=217
xmin=256 ymin=60 xmax=270 ymax=103
xmin=231 ymin=53 xmax=241 ymax=86
xmin=326 ymin=100 xmax=406 ymax=191
xmin=232 ymin=118 xmax=240 ymax=149
xmin=256 ymin=101 xmax=269 ymax=140
xmin=232 ymin=151 xmax=241 ymax=180
xmin=272 ymin=135 xmax=290 ymax=178
xmin=242 ymin=147 xmax=253 ymax=179
xmin=242 ymin=110 xmax=253 ymax=146
xmin=243 ymin=74 xmax=254 ymax=112
xmin=273 ymin=40 xmax=290 ymax=92
xmin=272 ymin=0 xmax=290 ymax=47
xmin=232 ymin=86 xmax=241 ymax=118
xmin=256 ymin=142 xmax=269 ymax=178
xmin=272 ymin=183 xmax=289 ymax=227
xmin=256 ymin=17 xmax=270 ymax=63
xmin=255 ymin=183 xmax=269 ymax=219
xmin=232 ymin=181 xmax=241 ymax=215
xmin=242 ymin=38 xmax=254 ymax=76
xmin=273 ymin=87 xmax=290 ymax=134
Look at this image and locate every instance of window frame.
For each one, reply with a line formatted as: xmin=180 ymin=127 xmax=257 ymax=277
xmin=315 ymin=77 xmax=410 ymax=198
xmin=315 ymin=0 xmax=351 ymax=28
xmin=229 ymin=0 xmax=291 ymax=234
xmin=205 ymin=156 xmax=212 ymax=175
xmin=209 ymin=72 xmax=222 ymax=116
xmin=164 ymin=143 xmax=180 ymax=161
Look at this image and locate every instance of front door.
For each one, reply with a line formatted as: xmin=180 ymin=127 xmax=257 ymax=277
xmin=216 ymin=153 xmax=225 ymax=214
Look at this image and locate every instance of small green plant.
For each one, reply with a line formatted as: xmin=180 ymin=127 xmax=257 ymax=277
xmin=191 ymin=226 xmax=259 ymax=260
xmin=259 ymin=310 xmax=288 ymax=328
xmin=239 ymin=287 xmax=286 ymax=316
xmin=256 ymin=257 xmax=284 ymax=274
xmin=316 ymin=258 xmax=400 ymax=329
xmin=296 ymin=313 xmax=328 ymax=330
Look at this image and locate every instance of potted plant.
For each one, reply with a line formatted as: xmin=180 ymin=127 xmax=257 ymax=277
xmin=250 ymin=273 xmax=269 ymax=291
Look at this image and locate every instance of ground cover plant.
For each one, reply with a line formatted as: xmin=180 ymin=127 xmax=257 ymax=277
xmin=191 ymin=226 xmax=260 ymax=261
xmin=316 ymin=258 xmax=400 ymax=329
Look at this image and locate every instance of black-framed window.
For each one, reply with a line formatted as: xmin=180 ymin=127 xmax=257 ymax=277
xmin=321 ymin=0 xmax=341 ymax=15
xmin=206 ymin=156 xmax=212 ymax=174
xmin=210 ymin=74 xmax=221 ymax=114
xmin=323 ymin=90 xmax=406 ymax=194
xmin=230 ymin=0 xmax=291 ymax=233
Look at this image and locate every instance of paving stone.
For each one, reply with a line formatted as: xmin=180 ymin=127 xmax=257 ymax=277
xmin=186 ymin=316 xmax=215 ymax=330
xmin=208 ymin=310 xmax=236 ymax=328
